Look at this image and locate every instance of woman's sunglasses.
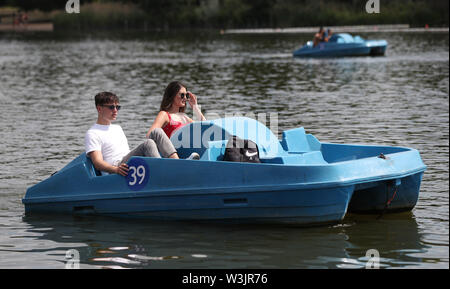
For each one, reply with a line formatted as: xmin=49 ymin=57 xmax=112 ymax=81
xmin=179 ymin=93 xmax=190 ymax=100
xmin=101 ymin=104 xmax=121 ymax=110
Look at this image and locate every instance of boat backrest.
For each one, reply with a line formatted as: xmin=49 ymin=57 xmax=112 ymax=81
xmin=281 ymin=127 xmax=310 ymax=152
xmin=203 ymin=140 xmax=228 ymax=161
xmin=59 ymin=153 xmax=102 ymax=177
xmin=329 ymin=33 xmax=354 ymax=43
xmin=353 ymin=35 xmax=365 ymax=43
xmin=170 ymin=117 xmax=285 ymax=159
xmin=280 ymin=127 xmax=321 ymax=153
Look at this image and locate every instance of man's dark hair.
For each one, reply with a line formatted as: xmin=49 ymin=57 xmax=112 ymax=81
xmin=94 ymin=92 xmax=119 ymax=107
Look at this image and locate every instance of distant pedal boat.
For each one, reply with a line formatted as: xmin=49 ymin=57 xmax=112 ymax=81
xmin=293 ymin=33 xmax=388 ymax=57
xmin=22 ymin=117 xmax=425 ymax=226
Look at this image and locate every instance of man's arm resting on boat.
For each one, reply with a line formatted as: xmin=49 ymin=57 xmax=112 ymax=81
xmin=88 ymin=150 xmax=128 ymax=176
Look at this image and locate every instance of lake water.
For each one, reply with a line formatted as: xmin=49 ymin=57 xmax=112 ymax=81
xmin=0 ymin=31 xmax=448 ymax=269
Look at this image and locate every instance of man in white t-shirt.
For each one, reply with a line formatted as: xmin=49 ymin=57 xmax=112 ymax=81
xmin=85 ymin=92 xmax=183 ymax=176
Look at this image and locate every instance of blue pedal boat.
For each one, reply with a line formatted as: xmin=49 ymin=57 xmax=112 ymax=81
xmin=293 ymin=33 xmax=387 ymax=57
xmin=22 ymin=117 xmax=425 ymax=226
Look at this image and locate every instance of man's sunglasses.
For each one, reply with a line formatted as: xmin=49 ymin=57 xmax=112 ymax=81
xmin=179 ymin=93 xmax=190 ymax=100
xmin=101 ymin=105 xmax=121 ymax=110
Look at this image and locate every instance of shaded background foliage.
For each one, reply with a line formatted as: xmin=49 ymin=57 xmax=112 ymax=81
xmin=0 ymin=0 xmax=448 ymax=30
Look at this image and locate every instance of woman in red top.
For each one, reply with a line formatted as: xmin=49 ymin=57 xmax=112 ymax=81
xmin=146 ymin=81 xmax=206 ymax=139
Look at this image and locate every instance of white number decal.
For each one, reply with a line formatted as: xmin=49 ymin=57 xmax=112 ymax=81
xmin=128 ymin=165 xmax=146 ymax=186
xmin=136 ymin=165 xmax=145 ymax=184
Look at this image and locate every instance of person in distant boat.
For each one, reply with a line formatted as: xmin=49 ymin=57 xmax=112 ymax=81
xmin=324 ymin=28 xmax=333 ymax=42
xmin=146 ymin=81 xmax=206 ymax=139
xmin=85 ymin=92 xmax=195 ymax=177
xmin=313 ymin=26 xmax=325 ymax=47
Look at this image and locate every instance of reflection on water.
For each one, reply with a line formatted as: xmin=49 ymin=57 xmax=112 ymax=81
xmin=0 ymin=31 xmax=448 ymax=268
xmin=16 ymin=212 xmax=424 ymax=269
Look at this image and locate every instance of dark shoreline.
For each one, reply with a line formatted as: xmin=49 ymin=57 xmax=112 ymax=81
xmin=1 ymin=0 xmax=448 ymax=32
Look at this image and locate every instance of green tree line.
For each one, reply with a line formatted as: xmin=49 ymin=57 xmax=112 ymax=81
xmin=1 ymin=0 xmax=448 ymax=30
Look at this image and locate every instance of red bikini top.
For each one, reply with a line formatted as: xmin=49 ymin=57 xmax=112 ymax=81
xmin=162 ymin=111 xmax=186 ymax=138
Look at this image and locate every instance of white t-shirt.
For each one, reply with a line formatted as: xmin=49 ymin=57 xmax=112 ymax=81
xmin=85 ymin=123 xmax=130 ymax=167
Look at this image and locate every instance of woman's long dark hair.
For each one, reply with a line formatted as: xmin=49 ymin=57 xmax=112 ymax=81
xmin=160 ymin=81 xmax=187 ymax=113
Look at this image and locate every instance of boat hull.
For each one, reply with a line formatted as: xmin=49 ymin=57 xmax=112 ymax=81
xmin=22 ymin=155 xmax=424 ymax=225
xmin=293 ymin=35 xmax=387 ymax=58
xmin=22 ymin=117 xmax=425 ymax=226
xmin=22 ymin=153 xmax=356 ymax=225
xmin=348 ymin=171 xmax=424 ymax=213
xmin=24 ymin=184 xmax=355 ymax=226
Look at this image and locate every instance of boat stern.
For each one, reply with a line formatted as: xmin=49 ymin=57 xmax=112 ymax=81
xmin=365 ymin=39 xmax=388 ymax=55
xmin=348 ymin=171 xmax=424 ymax=214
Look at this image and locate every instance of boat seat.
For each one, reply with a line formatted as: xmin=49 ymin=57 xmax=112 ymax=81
xmin=261 ymin=151 xmax=327 ymax=165
xmin=203 ymin=139 xmax=327 ymax=164
xmin=280 ymin=127 xmax=311 ymax=153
